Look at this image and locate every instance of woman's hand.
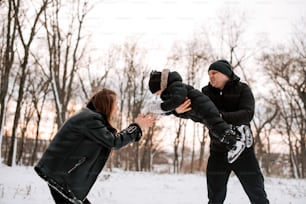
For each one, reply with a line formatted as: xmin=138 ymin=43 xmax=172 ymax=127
xmin=135 ymin=114 xmax=156 ymax=130
xmin=175 ymin=98 xmax=191 ymax=114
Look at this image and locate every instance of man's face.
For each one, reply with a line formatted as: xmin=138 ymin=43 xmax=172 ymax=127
xmin=208 ymin=70 xmax=230 ymax=89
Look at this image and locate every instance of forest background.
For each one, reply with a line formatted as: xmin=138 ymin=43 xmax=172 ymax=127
xmin=0 ymin=0 xmax=305 ymax=179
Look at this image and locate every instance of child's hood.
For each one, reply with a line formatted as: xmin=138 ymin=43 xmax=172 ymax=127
xmin=167 ymin=71 xmax=183 ymax=86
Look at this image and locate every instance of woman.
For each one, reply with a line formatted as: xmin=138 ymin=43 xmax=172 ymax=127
xmin=34 ymin=88 xmax=156 ymax=204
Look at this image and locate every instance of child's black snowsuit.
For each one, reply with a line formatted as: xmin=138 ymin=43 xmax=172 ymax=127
xmin=149 ymin=70 xmax=232 ymax=141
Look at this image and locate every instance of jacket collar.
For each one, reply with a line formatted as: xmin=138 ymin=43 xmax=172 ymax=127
xmin=86 ymin=105 xmax=117 ymax=133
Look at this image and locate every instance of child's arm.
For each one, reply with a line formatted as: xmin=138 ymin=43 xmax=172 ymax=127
xmin=160 ymin=82 xmax=188 ymax=111
xmin=174 ymin=98 xmax=191 ymax=113
xmin=142 ymin=82 xmax=188 ymax=115
xmin=171 ymin=98 xmax=193 ymax=119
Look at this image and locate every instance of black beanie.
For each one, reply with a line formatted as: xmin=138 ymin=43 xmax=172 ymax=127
xmin=208 ymin=60 xmax=233 ymax=78
xmin=149 ymin=71 xmax=162 ymax=93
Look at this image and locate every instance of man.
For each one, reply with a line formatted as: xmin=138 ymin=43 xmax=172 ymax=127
xmin=202 ymin=60 xmax=269 ymax=203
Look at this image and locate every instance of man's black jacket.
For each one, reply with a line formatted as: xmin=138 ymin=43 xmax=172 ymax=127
xmin=202 ymin=74 xmax=255 ymax=152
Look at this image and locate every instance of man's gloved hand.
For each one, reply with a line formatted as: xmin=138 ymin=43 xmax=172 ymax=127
xmin=221 ymin=128 xmax=238 ymax=149
xmin=142 ymin=100 xmax=168 ymax=115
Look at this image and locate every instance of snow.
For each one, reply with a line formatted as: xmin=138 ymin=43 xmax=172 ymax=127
xmin=0 ymin=165 xmax=305 ymax=204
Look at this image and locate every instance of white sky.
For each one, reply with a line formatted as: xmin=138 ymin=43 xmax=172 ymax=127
xmin=80 ymin=0 xmax=306 ymax=72
xmin=87 ymin=0 xmax=306 ymax=51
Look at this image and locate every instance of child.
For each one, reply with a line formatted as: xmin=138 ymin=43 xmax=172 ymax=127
xmin=143 ymin=69 xmax=249 ymax=163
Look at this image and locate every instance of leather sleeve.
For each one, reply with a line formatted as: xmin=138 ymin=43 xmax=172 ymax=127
xmin=86 ymin=117 xmax=142 ymax=149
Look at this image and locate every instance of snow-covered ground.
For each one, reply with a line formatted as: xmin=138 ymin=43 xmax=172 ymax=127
xmin=0 ymin=165 xmax=305 ymax=204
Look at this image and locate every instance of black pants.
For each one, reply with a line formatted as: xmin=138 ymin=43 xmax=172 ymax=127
xmin=49 ymin=185 xmax=91 ymax=204
xmin=206 ymin=148 xmax=269 ymax=204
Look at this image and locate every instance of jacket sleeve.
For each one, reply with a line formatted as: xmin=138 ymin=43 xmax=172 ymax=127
xmin=161 ymin=82 xmax=187 ymax=111
xmin=86 ymin=117 xmax=142 ymax=150
xmin=221 ymin=84 xmax=255 ymax=125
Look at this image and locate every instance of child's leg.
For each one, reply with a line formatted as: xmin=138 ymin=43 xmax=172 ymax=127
xmin=222 ymin=127 xmax=246 ymax=163
xmin=189 ymin=90 xmax=245 ymax=162
xmin=189 ymin=89 xmax=230 ymax=137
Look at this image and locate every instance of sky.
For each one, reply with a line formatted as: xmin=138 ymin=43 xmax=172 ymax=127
xmin=1 ymin=165 xmax=306 ymax=204
xmin=75 ymin=0 xmax=306 ymax=75
xmin=86 ymin=0 xmax=306 ymax=52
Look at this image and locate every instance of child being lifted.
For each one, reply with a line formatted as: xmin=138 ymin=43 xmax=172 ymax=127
xmin=143 ymin=69 xmax=251 ymax=163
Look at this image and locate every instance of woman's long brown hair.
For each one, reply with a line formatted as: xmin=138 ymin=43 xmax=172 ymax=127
xmin=89 ymin=88 xmax=117 ymax=125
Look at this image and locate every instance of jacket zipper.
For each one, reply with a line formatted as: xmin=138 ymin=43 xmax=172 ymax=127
xmin=67 ymin=157 xmax=86 ymax=174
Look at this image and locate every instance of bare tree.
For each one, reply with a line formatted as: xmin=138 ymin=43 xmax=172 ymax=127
xmin=0 ymin=0 xmax=17 ymax=162
xmin=252 ymin=96 xmax=279 ymax=174
xmin=173 ymin=118 xmax=184 ymax=173
xmin=180 ymin=122 xmax=187 ymax=172
xmin=7 ymin=0 xmax=49 ymax=166
xmin=198 ymin=127 xmax=208 ymax=172
xmin=112 ymin=68 xmax=125 ymax=169
xmin=209 ymin=9 xmax=258 ymax=84
xmin=16 ymin=85 xmax=35 ymax=165
xmin=261 ymin=47 xmax=306 ymax=178
xmin=28 ymin=63 xmax=50 ymax=165
xmin=168 ymin=35 xmax=211 ymax=172
xmin=112 ymin=39 xmax=151 ymax=171
xmin=139 ymin=124 xmax=165 ymax=172
xmin=77 ymin=44 xmax=122 ymax=101
xmin=189 ymin=123 xmax=196 ymax=173
xmin=43 ymin=0 xmax=92 ymax=128
xmin=291 ymin=19 xmax=306 ymax=177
